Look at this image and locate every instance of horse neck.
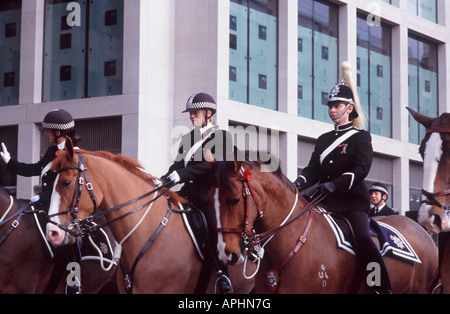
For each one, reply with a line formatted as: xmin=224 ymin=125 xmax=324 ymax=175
xmin=85 ymin=155 xmax=157 ymax=243
xmin=253 ymin=171 xmax=302 ymax=231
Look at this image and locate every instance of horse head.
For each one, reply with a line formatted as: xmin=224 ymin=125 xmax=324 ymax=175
xmin=407 ymin=107 xmax=450 ymax=233
xmin=210 ymin=148 xmax=294 ymax=266
xmin=46 ymin=137 xmax=104 ymax=247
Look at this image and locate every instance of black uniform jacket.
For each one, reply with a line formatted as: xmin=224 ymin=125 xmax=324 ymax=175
xmin=299 ymin=123 xmax=373 ymax=213
xmin=370 ymin=204 xmax=398 ymax=217
xmin=162 ymin=125 xmax=233 ymax=208
xmin=7 ymin=145 xmax=59 ymax=207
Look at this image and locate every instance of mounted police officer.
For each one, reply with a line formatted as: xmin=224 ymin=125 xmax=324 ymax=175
xmin=1 ymin=108 xmax=81 ymax=212
xmin=161 ymin=92 xmax=234 ymax=294
xmin=369 ymin=182 xmax=398 ymax=217
xmin=293 ymin=62 xmax=392 ymax=294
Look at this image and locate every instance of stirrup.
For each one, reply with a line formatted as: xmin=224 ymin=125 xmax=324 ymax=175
xmin=215 ymin=271 xmax=233 ymax=294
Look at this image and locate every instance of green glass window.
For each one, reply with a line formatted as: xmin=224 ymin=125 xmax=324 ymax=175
xmin=357 ymin=14 xmax=392 ymax=137
xmin=43 ymin=0 xmax=123 ymax=102
xmin=298 ymin=0 xmax=338 ymax=123
xmin=408 ymin=0 xmax=437 ymax=23
xmin=229 ymin=0 xmax=278 ymax=110
xmin=0 ymin=0 xmax=21 ymax=107
xmin=408 ymin=35 xmax=438 ymax=144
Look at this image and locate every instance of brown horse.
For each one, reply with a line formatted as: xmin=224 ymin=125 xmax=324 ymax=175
xmin=407 ymin=107 xmax=449 ymax=293
xmin=209 ymin=152 xmax=438 ymax=293
xmin=0 ymin=186 xmax=116 ymax=293
xmin=45 ymin=139 xmax=254 ymax=294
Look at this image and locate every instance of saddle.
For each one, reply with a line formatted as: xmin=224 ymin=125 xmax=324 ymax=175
xmin=317 ymin=207 xmax=422 ymax=265
xmin=180 ymin=203 xmax=208 ymax=260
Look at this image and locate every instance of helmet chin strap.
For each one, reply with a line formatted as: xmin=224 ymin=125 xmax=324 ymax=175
xmin=331 ymin=103 xmax=351 ymax=121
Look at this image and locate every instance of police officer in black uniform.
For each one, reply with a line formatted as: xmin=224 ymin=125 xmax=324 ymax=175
xmin=369 ymin=182 xmax=398 ymax=217
xmin=161 ymin=92 xmax=234 ymax=294
xmin=293 ymin=62 xmax=392 ymax=294
xmin=1 ymin=109 xmax=80 ymax=212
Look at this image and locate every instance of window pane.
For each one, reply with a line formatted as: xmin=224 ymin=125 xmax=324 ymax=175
xmin=357 ymin=15 xmax=392 ymax=137
xmin=298 ymin=0 xmax=338 ymax=122
xmin=408 ymin=0 xmax=437 ymax=23
xmin=43 ymin=0 xmax=86 ymax=101
xmin=248 ymin=7 xmax=277 ymax=109
xmin=230 ymin=2 xmax=249 ymax=103
xmin=87 ymin=0 xmax=123 ymax=97
xmin=408 ymin=35 xmax=438 ymax=144
xmin=43 ymin=0 xmax=123 ymax=102
xmin=0 ymin=0 xmax=21 ymax=106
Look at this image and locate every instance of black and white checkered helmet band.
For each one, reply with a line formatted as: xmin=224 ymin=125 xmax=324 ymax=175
xmin=41 ymin=120 xmax=75 ymax=130
xmin=182 ymin=92 xmax=217 ymax=113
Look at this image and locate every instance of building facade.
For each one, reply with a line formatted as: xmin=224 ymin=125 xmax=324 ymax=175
xmin=1 ymin=0 xmax=449 ymax=216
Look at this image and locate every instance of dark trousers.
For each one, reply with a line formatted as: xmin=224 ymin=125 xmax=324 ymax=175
xmin=340 ymin=210 xmax=392 ymax=292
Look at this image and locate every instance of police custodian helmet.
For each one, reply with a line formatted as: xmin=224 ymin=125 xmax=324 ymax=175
xmin=182 ymin=92 xmax=217 ymax=115
xmin=41 ymin=109 xmax=75 ymax=131
xmin=369 ymin=182 xmax=389 ymax=198
xmin=328 ymin=84 xmax=359 ymax=121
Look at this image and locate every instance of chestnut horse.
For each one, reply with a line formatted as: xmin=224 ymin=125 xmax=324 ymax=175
xmin=45 ymin=139 xmax=254 ymax=294
xmin=210 ymin=152 xmax=438 ymax=293
xmin=0 ymin=186 xmax=116 ymax=293
xmin=407 ymin=107 xmax=449 ymax=293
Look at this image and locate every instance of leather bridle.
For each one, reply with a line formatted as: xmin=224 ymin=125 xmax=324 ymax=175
xmin=421 ymin=128 xmax=450 ymax=212
xmin=216 ymin=166 xmax=326 ymax=262
xmin=48 ymin=153 xmax=174 ymax=237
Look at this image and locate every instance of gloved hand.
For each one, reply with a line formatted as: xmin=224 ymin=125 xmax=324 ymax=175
xmin=31 ymin=195 xmax=41 ymax=203
xmin=293 ymin=177 xmax=304 ymax=191
xmin=319 ymin=182 xmax=337 ymax=196
xmin=1 ymin=143 xmax=11 ymax=164
xmin=167 ymin=171 xmax=180 ymax=184
xmin=153 ymin=179 xmax=163 ymax=188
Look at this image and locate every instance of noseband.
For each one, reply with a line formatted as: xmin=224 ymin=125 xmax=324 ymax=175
xmin=421 ymin=128 xmax=450 ymax=212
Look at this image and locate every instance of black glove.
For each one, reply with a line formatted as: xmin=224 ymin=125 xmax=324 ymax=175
xmin=293 ymin=178 xmax=304 ymax=191
xmin=319 ymin=182 xmax=337 ymax=196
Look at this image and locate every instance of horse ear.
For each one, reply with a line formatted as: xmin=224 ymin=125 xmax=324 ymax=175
xmin=64 ymin=136 xmax=74 ymax=161
xmin=232 ymin=146 xmax=241 ymax=174
xmin=406 ymin=107 xmax=435 ymax=129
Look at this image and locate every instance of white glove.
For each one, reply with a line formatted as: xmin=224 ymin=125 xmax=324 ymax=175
xmin=153 ymin=179 xmax=163 ymax=188
xmin=1 ymin=143 xmax=11 ymax=164
xmin=168 ymin=171 xmax=180 ymax=184
xmin=31 ymin=195 xmax=40 ymax=203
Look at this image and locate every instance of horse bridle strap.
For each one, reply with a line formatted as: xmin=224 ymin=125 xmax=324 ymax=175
xmin=50 ymin=152 xmax=175 ymax=237
xmin=426 ymin=128 xmax=450 ymax=134
xmin=422 ymin=189 xmax=450 ymax=211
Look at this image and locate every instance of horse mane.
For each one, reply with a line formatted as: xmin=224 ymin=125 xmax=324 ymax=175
xmin=56 ymin=149 xmax=185 ymax=205
xmin=215 ymin=149 xmax=294 ymax=194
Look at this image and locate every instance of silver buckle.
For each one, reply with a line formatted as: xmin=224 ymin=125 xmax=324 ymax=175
xmin=161 ymin=217 xmax=169 ymax=226
xmin=12 ymin=220 xmax=19 ymax=228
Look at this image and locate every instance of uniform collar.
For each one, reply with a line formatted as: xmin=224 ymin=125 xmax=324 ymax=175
xmin=334 ymin=122 xmax=354 ymax=132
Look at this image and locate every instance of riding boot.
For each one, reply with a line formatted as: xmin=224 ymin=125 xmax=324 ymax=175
xmin=214 ymin=258 xmax=233 ymax=294
xmin=201 ymin=203 xmax=234 ymax=294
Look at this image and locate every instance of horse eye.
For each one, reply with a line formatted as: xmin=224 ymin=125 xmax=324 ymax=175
xmin=230 ymin=198 xmax=240 ymax=206
xmin=61 ymin=180 xmax=72 ymax=188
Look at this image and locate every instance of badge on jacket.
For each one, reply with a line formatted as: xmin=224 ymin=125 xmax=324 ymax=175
xmin=338 ymin=143 xmax=348 ymax=154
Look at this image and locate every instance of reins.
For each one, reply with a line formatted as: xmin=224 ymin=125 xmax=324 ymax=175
xmin=48 ymin=152 xmax=176 ymax=237
xmin=216 ymin=165 xmax=327 ymax=282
